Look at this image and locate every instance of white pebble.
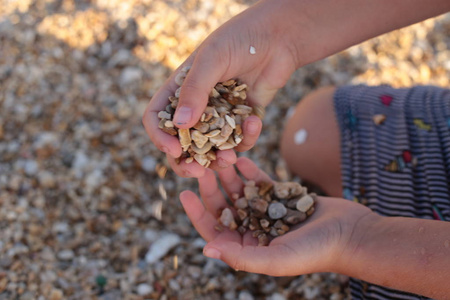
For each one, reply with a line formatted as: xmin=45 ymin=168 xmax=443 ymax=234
xmin=137 ymin=283 xmax=153 ymax=295
xmin=145 ymin=233 xmax=181 ymax=264
xmin=141 ymin=156 xmax=156 ymax=173
xmin=249 ymin=46 xmax=256 ymax=55
xmin=294 ymin=128 xmax=308 ymax=145
xmin=57 ymin=249 xmax=74 ymax=260
xmin=24 ymin=160 xmax=39 ymax=176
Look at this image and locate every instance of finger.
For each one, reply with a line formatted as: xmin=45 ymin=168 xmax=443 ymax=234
xmin=142 ymin=55 xmax=198 ymax=157
xmin=203 ymin=235 xmax=291 ymax=276
xmin=198 ymin=168 xmax=229 ymax=216
xmin=208 ymin=149 xmax=237 ymax=172
xmin=217 ymin=164 xmax=244 ymax=199
xmin=142 ymin=87 xmax=182 ymax=158
xmin=179 ymin=191 xmax=219 ymax=242
xmin=173 ymin=44 xmax=229 ymax=128
xmin=235 ymin=157 xmax=273 ymax=184
xmin=234 ymin=116 xmax=263 ymax=152
xmin=167 ymin=155 xmax=206 ymax=178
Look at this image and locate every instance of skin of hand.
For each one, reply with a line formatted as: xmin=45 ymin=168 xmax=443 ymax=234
xmin=180 ymin=157 xmax=450 ymax=299
xmin=142 ymin=0 xmax=449 ymax=178
xmin=179 ymin=157 xmax=375 ymax=276
xmin=142 ymin=0 xmax=300 ymax=177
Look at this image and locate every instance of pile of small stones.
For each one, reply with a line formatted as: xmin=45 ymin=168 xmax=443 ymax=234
xmin=218 ymin=180 xmax=316 ymax=246
xmin=158 ymin=67 xmax=264 ymax=167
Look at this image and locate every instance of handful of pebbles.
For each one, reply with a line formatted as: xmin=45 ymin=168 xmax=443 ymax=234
xmin=157 ymin=66 xmax=264 ymax=168
xmin=218 ymin=180 xmax=316 ymax=246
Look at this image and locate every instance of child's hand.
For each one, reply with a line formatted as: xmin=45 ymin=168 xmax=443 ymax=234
xmin=142 ymin=1 xmax=301 ymax=177
xmin=180 ymin=157 xmax=378 ymax=276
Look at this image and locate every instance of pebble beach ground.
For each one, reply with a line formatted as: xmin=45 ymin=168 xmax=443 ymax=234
xmin=0 ymin=0 xmax=448 ymax=299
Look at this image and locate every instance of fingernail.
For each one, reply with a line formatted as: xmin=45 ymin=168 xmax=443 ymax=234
xmin=218 ymin=158 xmax=229 ymax=168
xmin=246 ymin=120 xmax=259 ymax=135
xmin=174 ymin=106 xmax=192 ymax=125
xmin=204 ymin=247 xmax=221 ymax=260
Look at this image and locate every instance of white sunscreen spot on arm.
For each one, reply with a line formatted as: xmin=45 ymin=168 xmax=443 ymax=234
xmin=294 ymin=129 xmax=308 ymax=145
xmin=249 ymin=46 xmax=256 ymax=55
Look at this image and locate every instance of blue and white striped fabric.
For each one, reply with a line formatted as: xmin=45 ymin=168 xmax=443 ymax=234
xmin=334 ymin=85 xmax=450 ymax=300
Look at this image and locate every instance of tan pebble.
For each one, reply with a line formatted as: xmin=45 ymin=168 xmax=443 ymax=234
xmin=219 ymin=208 xmax=234 ymax=227
xmin=252 ymin=229 xmax=265 ymax=238
xmin=260 ymin=219 xmax=270 ymax=228
xmin=168 ymin=96 xmax=178 ymax=102
xmin=218 ymin=142 xmax=234 ymax=150
xmin=235 ymin=197 xmax=248 ymax=209
xmin=373 ymin=114 xmax=386 ymax=125
xmin=170 ymin=99 xmax=179 ymax=109
xmin=234 ymin=124 xmax=242 ymax=136
xmin=249 ymin=217 xmax=261 ymax=231
xmin=193 ymin=121 xmax=210 ymax=133
xmin=252 ymin=104 xmax=265 ymax=119
xmin=161 ymin=127 xmax=177 ymax=136
xmin=208 ymin=134 xmax=228 ymax=147
xmin=249 ymin=198 xmax=268 ymax=214
xmin=238 ymin=226 xmax=247 ymax=234
xmin=274 ymin=182 xmax=304 ymax=199
xmin=191 ymin=142 xmax=213 ymax=155
xmin=206 ymin=151 xmax=217 ymax=161
xmin=222 ymin=79 xmax=236 ymax=87
xmin=178 ymin=128 xmax=191 ymax=152
xmin=194 ymin=154 xmax=209 ymax=166
xmin=174 ymin=72 xmax=186 ymax=86
xmin=296 ymin=195 xmax=314 ymax=213
xmin=225 ymin=115 xmax=236 ymax=129
xmin=283 ymin=209 xmax=306 ymax=224
xmin=232 ymin=105 xmax=252 ymax=115
xmin=191 ymin=130 xmax=209 ymax=148
xmin=306 ymin=206 xmax=315 ymax=216
xmin=175 ymin=87 xmax=181 ymax=98
xmin=268 ymin=202 xmax=287 ymax=219
xmin=231 ymin=193 xmax=240 ymax=200
xmin=258 ymin=181 xmax=273 ymax=196
xmin=155 ymin=164 xmax=167 ymax=179
xmin=237 ymin=208 xmax=248 ymax=220
xmin=158 ymin=118 xmax=166 ymax=129
xmin=257 ymin=233 xmax=269 ymax=246
xmin=210 ymin=87 xmax=220 ymax=98
xmin=185 ymin=157 xmax=194 ymax=164
xmin=205 ymin=129 xmax=221 ymax=138
xmin=164 ymin=120 xmax=174 ymax=128
xmin=50 ymin=289 xmax=63 ymax=300
xmin=220 ymin=123 xmax=233 ymax=138
xmin=244 ymin=184 xmax=259 ymax=200
xmin=233 ymin=84 xmax=247 ymax=92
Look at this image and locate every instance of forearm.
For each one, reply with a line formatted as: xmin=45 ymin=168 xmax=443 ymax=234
xmin=264 ymin=0 xmax=450 ymax=67
xmin=340 ymin=214 xmax=450 ymax=299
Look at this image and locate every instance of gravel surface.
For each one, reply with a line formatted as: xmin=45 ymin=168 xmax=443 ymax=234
xmin=0 ymin=0 xmax=448 ymax=299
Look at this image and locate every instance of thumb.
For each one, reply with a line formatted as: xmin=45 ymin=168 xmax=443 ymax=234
xmin=173 ymin=47 xmax=229 ymax=128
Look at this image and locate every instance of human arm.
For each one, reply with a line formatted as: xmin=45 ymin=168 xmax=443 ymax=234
xmin=143 ymin=0 xmax=450 ymax=177
xmin=180 ymin=157 xmax=450 ymax=299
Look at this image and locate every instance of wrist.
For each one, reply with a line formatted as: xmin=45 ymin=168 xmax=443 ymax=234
xmin=334 ymin=211 xmax=384 ymax=275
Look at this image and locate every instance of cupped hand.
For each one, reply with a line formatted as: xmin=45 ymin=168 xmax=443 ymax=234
xmin=180 ymin=157 xmax=377 ymax=276
xmin=142 ymin=0 xmax=301 ymax=177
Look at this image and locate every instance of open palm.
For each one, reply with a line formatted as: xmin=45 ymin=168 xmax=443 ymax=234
xmin=180 ymin=157 xmax=375 ymax=276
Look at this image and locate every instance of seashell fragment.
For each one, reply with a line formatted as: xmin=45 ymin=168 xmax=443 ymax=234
xmin=194 ymin=154 xmax=209 ymax=166
xmin=225 ymin=115 xmax=236 ymax=129
xmin=220 ymin=208 xmax=237 ymax=230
